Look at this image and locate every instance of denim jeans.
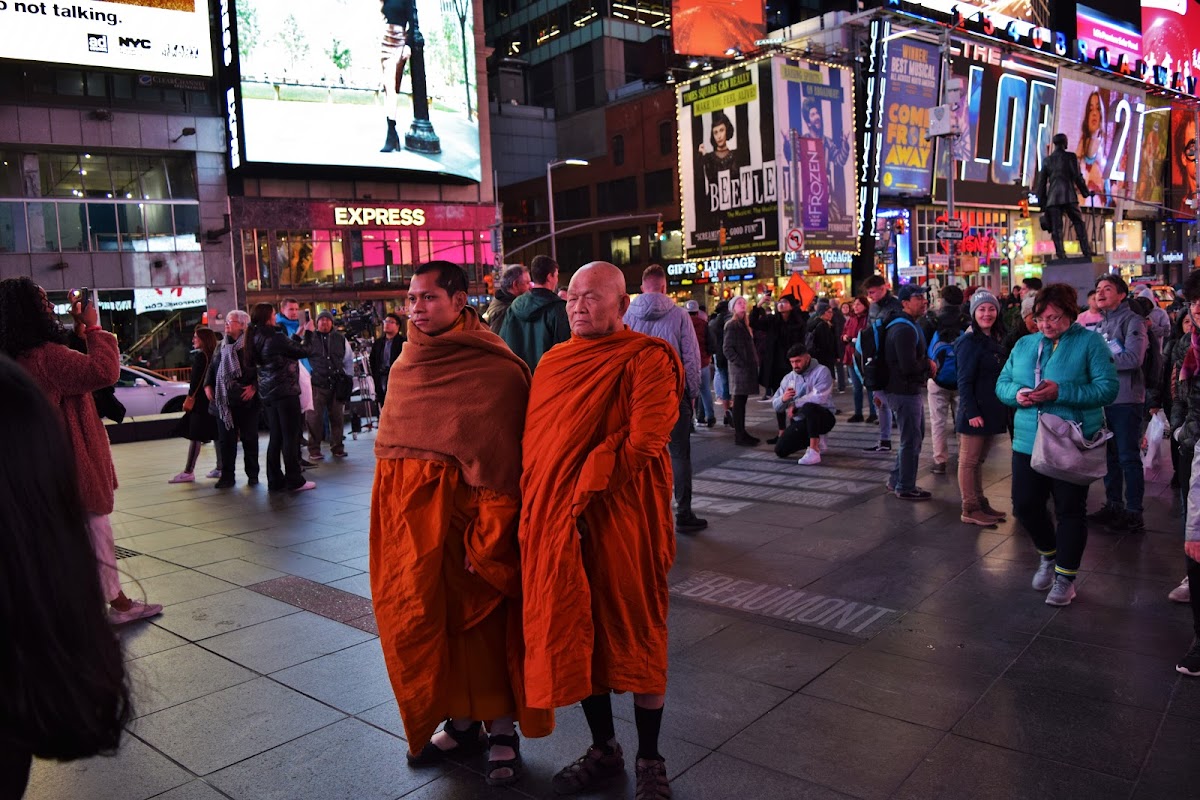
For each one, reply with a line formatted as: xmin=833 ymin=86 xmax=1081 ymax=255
xmin=696 ymin=365 xmax=715 ymax=422
xmin=849 ymin=367 xmax=864 ymax=416
xmin=886 ymin=392 xmax=926 ymax=492
xmin=1103 ymin=402 xmax=1145 ymax=514
xmin=668 ymin=396 xmax=693 ymax=517
xmin=873 ymin=390 xmax=893 ymax=439
xmin=835 ymin=363 xmax=847 ymax=392
xmin=714 ymin=366 xmax=731 ymax=402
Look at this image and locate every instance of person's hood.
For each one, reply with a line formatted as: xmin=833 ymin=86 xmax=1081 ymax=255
xmin=626 ymin=292 xmax=680 ymax=322
xmin=508 ymin=287 xmax=565 ymax=322
xmin=492 ymin=288 xmax=516 ymax=304
xmin=1137 ymin=286 xmax=1156 ymax=302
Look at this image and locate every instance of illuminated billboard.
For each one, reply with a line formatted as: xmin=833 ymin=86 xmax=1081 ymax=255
xmin=1 ymin=0 xmax=213 ymax=76
xmin=879 ymin=39 xmax=940 ymax=197
xmin=775 ymin=57 xmax=857 ymax=252
xmin=1170 ymin=108 xmax=1197 ymax=216
xmin=678 ymin=60 xmax=778 ymax=258
xmin=672 ymin=0 xmax=764 ymax=58
xmin=934 ymin=40 xmax=1056 ymax=207
xmin=1142 ymin=0 xmax=1200 ymax=82
xmin=1053 ymin=73 xmax=1149 ymax=208
xmin=227 ymin=0 xmax=480 ymax=181
xmin=1076 ymin=4 xmax=1141 ymax=65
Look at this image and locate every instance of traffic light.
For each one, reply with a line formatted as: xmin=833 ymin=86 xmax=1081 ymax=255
xmin=656 ymin=219 xmax=664 ymax=240
xmin=893 ymin=218 xmax=906 ymax=235
xmin=1018 ymin=199 xmax=1030 ymax=218
xmin=718 ymin=225 xmax=727 ymax=245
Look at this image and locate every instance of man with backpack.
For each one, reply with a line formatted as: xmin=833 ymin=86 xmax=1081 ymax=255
xmin=884 ymin=284 xmax=937 ymax=500
xmin=857 ymin=275 xmax=903 ymax=451
xmin=922 ymin=285 xmax=968 ymax=475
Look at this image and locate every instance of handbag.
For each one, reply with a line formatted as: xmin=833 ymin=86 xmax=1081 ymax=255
xmin=1028 ymin=339 xmax=1112 ymax=485
xmin=181 ymin=354 xmax=211 ymax=414
xmin=334 ymin=371 xmax=353 ymax=403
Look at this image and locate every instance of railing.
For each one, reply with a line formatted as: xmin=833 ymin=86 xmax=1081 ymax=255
xmin=0 ymin=197 xmax=201 ymax=254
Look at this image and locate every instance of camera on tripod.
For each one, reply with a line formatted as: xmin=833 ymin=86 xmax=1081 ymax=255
xmin=337 ymin=302 xmax=378 ymax=339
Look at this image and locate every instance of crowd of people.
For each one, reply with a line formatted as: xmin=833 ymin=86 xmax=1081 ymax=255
xmin=6 ymin=258 xmax=1200 ymax=798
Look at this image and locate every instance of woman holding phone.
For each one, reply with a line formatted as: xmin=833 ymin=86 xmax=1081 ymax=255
xmin=996 ymin=283 xmax=1118 ymax=607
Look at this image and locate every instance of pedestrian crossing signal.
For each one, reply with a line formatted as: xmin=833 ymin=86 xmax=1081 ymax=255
xmin=719 ymin=225 xmax=727 ymax=245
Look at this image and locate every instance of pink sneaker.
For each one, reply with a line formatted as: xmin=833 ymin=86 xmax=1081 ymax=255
xmin=109 ymin=600 xmax=163 ymax=626
xmin=291 ymin=481 xmax=317 ymax=493
xmin=168 ymin=472 xmax=195 ymax=484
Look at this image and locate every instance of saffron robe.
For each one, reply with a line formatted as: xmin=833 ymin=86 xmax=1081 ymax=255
xmin=519 ymin=329 xmax=683 ymax=708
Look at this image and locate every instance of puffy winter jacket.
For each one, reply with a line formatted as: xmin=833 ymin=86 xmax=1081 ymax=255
xmin=624 ymin=292 xmax=701 ymax=398
xmin=955 ymin=330 xmax=1007 ymax=436
xmin=252 ymin=326 xmax=311 ymax=402
xmin=996 ymin=323 xmax=1118 ymax=456
xmin=498 ymin=287 xmax=570 ymax=373
xmin=1097 ymin=299 xmax=1149 ymax=405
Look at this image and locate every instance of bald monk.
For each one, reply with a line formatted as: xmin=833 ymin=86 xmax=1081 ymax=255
xmin=370 ymin=260 xmax=552 ymax=787
xmin=520 ymin=261 xmax=682 ymax=799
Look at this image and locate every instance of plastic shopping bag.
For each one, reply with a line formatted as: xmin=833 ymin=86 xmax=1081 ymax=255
xmin=1142 ymin=410 xmax=1169 ymax=478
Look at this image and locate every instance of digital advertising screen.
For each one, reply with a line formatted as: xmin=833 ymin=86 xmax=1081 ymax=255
xmin=229 ymin=0 xmax=480 ymax=181
xmin=0 ymin=0 xmax=213 ymax=76
xmin=1170 ymin=107 xmax=1197 ymax=216
xmin=1053 ymin=73 xmax=1148 ymax=208
xmin=1076 ymin=4 xmax=1141 ymax=65
xmin=678 ymin=60 xmax=779 ymax=258
xmin=879 ymin=38 xmax=940 ymax=197
xmin=775 ymin=56 xmax=857 ymax=252
xmin=934 ymin=40 xmax=1056 ymax=207
xmin=1142 ymin=0 xmax=1200 ymax=79
xmin=672 ymin=0 xmax=764 ymax=58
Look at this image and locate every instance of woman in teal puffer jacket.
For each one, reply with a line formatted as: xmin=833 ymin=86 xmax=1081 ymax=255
xmin=997 ymin=283 xmax=1118 ymax=608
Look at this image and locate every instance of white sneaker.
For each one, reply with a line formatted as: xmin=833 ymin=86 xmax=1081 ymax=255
xmin=1032 ymin=559 xmax=1055 ymax=591
xmin=205 ymin=469 xmax=222 ymax=479
xmin=1169 ymin=576 xmax=1191 ymax=604
xmin=1045 ymin=574 xmax=1077 ymax=607
xmin=168 ymin=472 xmax=195 ymax=484
xmin=797 ymin=449 xmax=822 ymax=466
xmin=291 ymin=481 xmax=317 ymax=493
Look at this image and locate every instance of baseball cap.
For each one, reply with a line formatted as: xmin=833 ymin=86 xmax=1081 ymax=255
xmin=897 ymin=284 xmax=928 ymax=302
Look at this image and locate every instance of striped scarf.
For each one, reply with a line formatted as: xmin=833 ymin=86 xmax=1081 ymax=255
xmin=213 ymin=333 xmax=245 ymax=431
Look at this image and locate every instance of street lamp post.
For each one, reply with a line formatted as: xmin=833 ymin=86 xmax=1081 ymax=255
xmin=546 ymin=158 xmax=588 ymax=261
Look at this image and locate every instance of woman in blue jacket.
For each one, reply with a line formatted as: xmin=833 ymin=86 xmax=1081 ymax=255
xmin=997 ymin=283 xmax=1118 ymax=607
xmin=955 ymin=291 xmax=1009 ymax=526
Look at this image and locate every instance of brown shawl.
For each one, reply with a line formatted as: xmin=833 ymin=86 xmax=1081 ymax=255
xmin=374 ymin=307 xmax=531 ymax=497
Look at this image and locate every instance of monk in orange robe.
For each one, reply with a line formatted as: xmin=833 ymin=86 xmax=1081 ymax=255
xmin=520 ymin=261 xmax=682 ymax=799
xmin=370 ymin=260 xmax=552 ymax=788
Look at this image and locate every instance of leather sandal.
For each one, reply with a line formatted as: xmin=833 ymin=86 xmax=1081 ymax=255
xmin=406 ymin=719 xmax=484 ymax=767
xmin=485 ymin=731 xmax=523 ymax=787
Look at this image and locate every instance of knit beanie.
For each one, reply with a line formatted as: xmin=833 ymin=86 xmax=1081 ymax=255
xmin=969 ymin=290 xmax=1001 ymax=318
xmin=1021 ymin=294 xmax=1036 ymax=317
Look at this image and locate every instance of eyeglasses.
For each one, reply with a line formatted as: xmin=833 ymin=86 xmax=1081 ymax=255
xmin=1189 ymin=299 xmax=1200 ymax=309
xmin=1033 ymin=314 xmax=1066 ymax=326
xmin=1187 ymin=139 xmax=1197 ymax=163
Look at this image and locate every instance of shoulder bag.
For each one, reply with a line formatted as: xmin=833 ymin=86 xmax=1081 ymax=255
xmin=182 ymin=353 xmax=212 ymax=413
xmin=1029 ymin=338 xmax=1112 ymax=485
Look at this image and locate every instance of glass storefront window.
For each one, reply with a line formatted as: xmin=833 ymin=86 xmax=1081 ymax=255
xmin=278 ymin=230 xmax=316 ymax=287
xmin=172 ymin=204 xmax=201 ymax=251
xmin=310 ymin=229 xmax=345 ymax=285
xmin=0 ymin=202 xmax=27 ymax=252
xmin=119 ymin=204 xmax=146 ymax=250
xmin=57 ymin=202 xmax=88 ymax=251
xmin=144 ymin=204 xmax=174 ymax=252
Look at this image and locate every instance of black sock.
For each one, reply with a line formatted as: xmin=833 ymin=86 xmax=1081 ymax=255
xmin=634 ymin=704 xmax=663 ymax=762
xmin=580 ymin=693 xmax=616 ymax=753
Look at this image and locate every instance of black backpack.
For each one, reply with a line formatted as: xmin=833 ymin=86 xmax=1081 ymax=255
xmin=854 ymin=316 xmax=919 ymax=391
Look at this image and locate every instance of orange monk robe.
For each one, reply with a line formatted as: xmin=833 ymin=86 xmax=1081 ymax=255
xmin=370 ymin=308 xmax=553 ymax=755
xmin=519 ymin=330 xmax=683 ymax=708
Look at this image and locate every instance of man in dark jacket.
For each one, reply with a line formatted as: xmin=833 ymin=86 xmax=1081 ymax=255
xmin=863 ymin=275 xmax=904 ymax=447
xmin=806 ymin=300 xmax=839 ymax=375
xmin=306 ymin=311 xmax=353 ymax=459
xmin=1034 ymin=133 xmax=1095 ymax=260
xmin=369 ymin=312 xmax=406 ymax=408
xmin=486 ymin=264 xmax=530 ymax=334
xmin=499 ymin=254 xmax=571 ymax=372
xmin=884 ymin=284 xmax=936 ymax=501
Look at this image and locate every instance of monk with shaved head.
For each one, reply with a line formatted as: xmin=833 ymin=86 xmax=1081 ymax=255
xmin=519 ymin=261 xmax=682 ymax=799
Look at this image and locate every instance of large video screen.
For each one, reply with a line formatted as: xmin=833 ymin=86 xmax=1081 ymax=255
xmin=672 ymin=0 xmax=764 ymax=58
xmin=1170 ymin=108 xmax=1197 ymax=216
xmin=1143 ymin=0 xmax=1200 ymax=81
xmin=231 ymin=0 xmax=479 ymax=181
xmin=678 ymin=60 xmax=778 ymax=258
xmin=1 ymin=0 xmax=213 ymax=76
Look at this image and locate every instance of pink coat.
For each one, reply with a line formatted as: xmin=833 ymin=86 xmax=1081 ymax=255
xmin=19 ymin=330 xmax=120 ymax=515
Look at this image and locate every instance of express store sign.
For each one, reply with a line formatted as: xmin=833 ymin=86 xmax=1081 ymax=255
xmin=886 ymin=0 xmax=1200 ymax=97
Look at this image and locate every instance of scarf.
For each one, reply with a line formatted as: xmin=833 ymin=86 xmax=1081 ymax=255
xmin=1181 ymin=324 xmax=1200 ymax=383
xmin=213 ymin=333 xmax=245 ymax=431
xmin=374 ymin=307 xmax=531 ymax=496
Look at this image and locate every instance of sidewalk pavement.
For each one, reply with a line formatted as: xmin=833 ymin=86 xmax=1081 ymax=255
xmin=23 ymin=395 xmax=1200 ymax=800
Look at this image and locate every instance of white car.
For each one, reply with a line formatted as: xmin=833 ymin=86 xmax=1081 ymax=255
xmin=114 ymin=366 xmax=191 ymax=417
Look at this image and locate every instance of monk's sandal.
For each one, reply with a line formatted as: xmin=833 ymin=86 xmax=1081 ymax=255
xmin=552 ymin=743 xmax=625 ymax=794
xmin=485 ymin=732 xmax=522 ymax=787
xmin=635 ymin=757 xmax=671 ymax=800
xmin=406 ymin=719 xmax=484 ymax=767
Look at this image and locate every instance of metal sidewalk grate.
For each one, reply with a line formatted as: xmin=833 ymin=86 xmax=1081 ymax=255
xmin=114 ymin=546 xmax=142 ymax=560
